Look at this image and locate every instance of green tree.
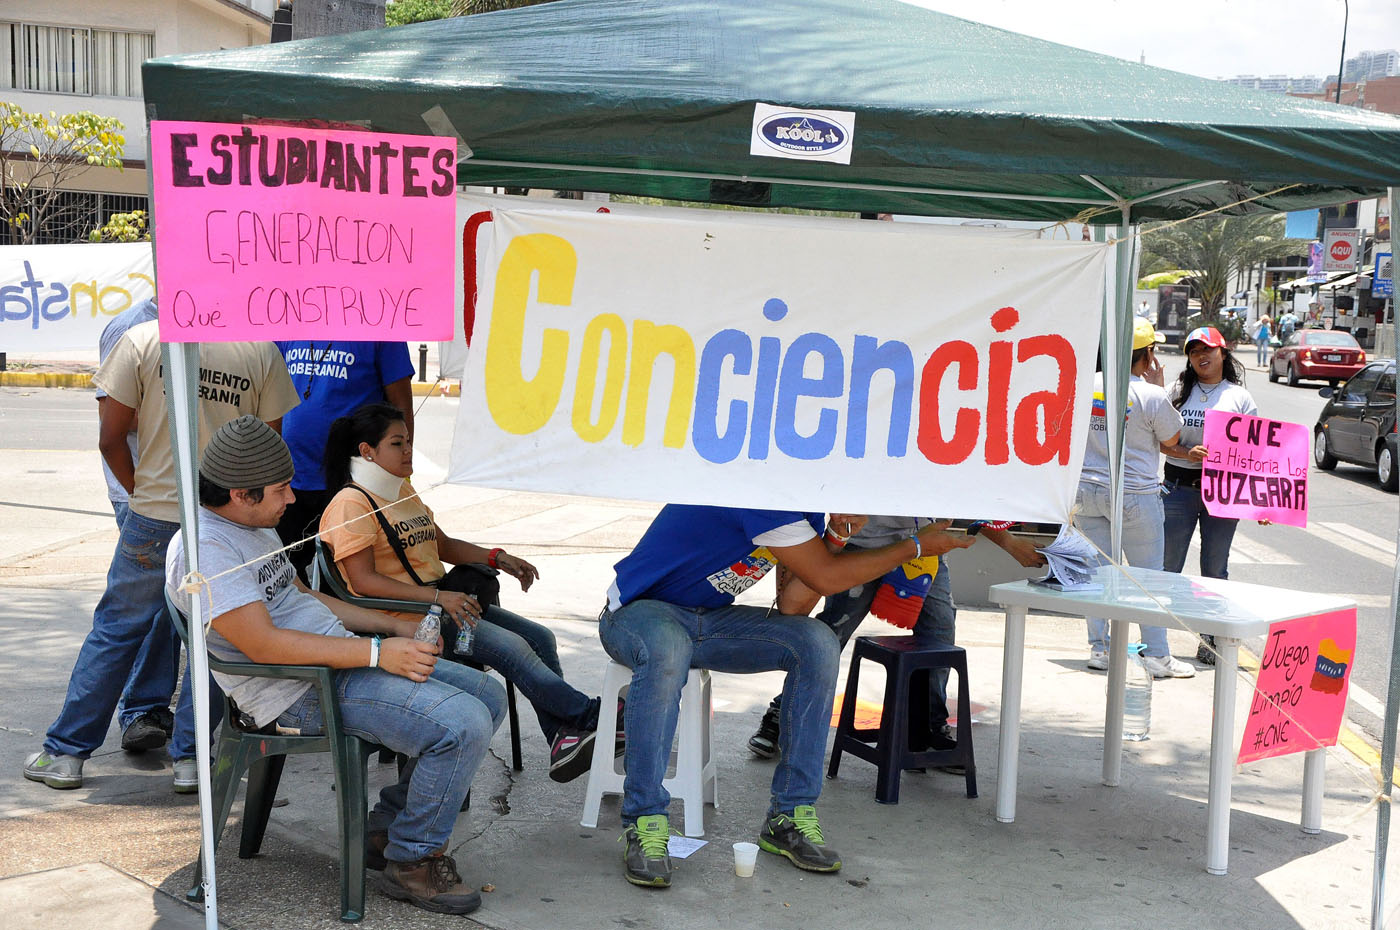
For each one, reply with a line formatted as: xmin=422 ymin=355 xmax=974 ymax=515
xmin=89 ymin=208 xmax=150 ymax=242
xmin=0 ymin=103 xmax=127 ymax=244
xmin=386 ymin=0 xmax=454 ymax=26
xmin=1140 ymin=214 xmax=1301 ymax=322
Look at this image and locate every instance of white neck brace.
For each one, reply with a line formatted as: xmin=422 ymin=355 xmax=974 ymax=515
xmin=349 ymin=456 xmax=407 ymax=501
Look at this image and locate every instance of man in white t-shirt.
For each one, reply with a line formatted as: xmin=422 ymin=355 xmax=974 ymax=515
xmin=1076 ymin=319 xmax=1193 ymax=678
xmin=163 ymin=417 xmax=504 ymax=916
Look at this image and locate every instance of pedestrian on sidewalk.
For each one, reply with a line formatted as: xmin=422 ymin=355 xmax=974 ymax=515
xmin=166 ymin=416 xmax=505 ymax=917
xmin=23 ymin=320 xmax=298 ymax=793
xmin=1253 ymin=315 xmax=1273 ymax=367
xmin=600 ymin=505 xmax=974 ymax=889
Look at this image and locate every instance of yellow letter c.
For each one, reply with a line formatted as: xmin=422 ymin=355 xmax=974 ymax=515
xmin=484 ymin=234 xmax=576 ymax=434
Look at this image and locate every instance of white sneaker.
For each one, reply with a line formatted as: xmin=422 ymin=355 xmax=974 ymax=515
xmin=173 ymin=757 xmax=199 ymax=794
xmin=1141 ymin=654 xmax=1196 ymax=679
xmin=1087 ymin=648 xmax=1109 ymax=671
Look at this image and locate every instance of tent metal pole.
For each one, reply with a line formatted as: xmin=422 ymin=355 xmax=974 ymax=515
xmin=461 ymin=159 xmax=1117 ymax=207
xmin=162 ymin=341 xmax=219 ymax=930
xmin=1126 ymin=179 xmax=1233 ymax=207
xmin=1099 ymin=203 xmax=1135 ymax=788
xmin=1078 ymin=174 xmax=1122 ymax=200
xmin=1372 ymin=185 xmax=1400 ymax=930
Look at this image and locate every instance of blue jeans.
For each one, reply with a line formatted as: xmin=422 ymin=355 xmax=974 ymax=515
xmin=109 ymin=499 xmax=174 ymax=730
xmin=1076 ymin=482 xmax=1170 ymax=657
xmin=1162 ymin=476 xmax=1239 ymax=580
xmin=443 ymin=604 xmax=598 ymax=742
xmin=1256 ymin=338 xmax=1269 ymax=366
xmin=815 ymin=552 xmax=956 ymax=727
xmin=599 ymin=599 xmax=840 ymax=820
xmin=276 ymin=660 xmax=506 ymax=863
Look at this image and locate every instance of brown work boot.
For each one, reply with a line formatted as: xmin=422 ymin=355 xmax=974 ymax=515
xmin=380 ymin=853 xmax=482 ymax=915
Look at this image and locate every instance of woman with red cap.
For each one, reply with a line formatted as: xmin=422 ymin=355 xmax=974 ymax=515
xmin=1159 ymin=326 xmax=1259 ymax=665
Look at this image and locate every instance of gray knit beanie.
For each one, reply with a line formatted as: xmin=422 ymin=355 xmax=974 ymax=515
xmin=200 ymin=415 xmax=294 ymax=490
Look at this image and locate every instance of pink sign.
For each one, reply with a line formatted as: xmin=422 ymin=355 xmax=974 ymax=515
xmin=1238 ymin=608 xmax=1356 ymax=763
xmin=1201 ymin=410 xmax=1309 ymax=527
xmin=149 ymin=121 xmax=456 ymax=343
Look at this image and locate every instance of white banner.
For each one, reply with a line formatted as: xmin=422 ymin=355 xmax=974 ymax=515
xmin=448 ymin=200 xmax=1109 ymax=522
xmin=0 ymin=242 xmax=154 ymax=352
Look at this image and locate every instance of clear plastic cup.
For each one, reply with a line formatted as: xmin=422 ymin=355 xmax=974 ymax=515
xmin=733 ymin=841 xmax=759 ymax=877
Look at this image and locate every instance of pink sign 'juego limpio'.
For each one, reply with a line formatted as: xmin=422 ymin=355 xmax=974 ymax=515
xmin=149 ymin=120 xmax=456 ymax=343
xmin=1201 ymin=409 xmax=1309 ymax=527
xmin=1238 ymin=608 xmax=1356 ymax=764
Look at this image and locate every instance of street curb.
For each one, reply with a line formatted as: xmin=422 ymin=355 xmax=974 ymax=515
xmin=410 ymin=380 xmax=459 ymax=397
xmin=0 ymin=371 xmax=93 ymax=388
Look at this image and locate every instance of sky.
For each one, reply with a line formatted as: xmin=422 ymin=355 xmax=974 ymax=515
xmin=905 ymin=0 xmax=1400 ymax=81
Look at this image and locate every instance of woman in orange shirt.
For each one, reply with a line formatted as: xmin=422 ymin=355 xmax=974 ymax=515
xmin=320 ymin=404 xmax=602 ymax=782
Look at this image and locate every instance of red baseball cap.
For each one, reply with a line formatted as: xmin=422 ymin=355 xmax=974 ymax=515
xmin=1184 ymin=326 xmax=1227 ymax=349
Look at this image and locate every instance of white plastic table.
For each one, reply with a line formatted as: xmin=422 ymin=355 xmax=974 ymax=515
xmin=989 ymin=566 xmax=1355 ymax=875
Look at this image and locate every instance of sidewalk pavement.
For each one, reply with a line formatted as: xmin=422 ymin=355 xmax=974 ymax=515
xmin=0 ymin=410 xmax=1392 ymax=930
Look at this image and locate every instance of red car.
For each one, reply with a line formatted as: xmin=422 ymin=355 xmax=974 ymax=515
xmin=1268 ymin=329 xmax=1366 ymax=387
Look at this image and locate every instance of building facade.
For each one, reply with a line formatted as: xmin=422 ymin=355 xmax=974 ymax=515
xmin=2 ymin=0 xmax=272 ymax=242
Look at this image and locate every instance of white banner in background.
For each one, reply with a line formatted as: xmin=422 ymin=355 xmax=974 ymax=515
xmin=448 ymin=201 xmax=1109 ymax=522
xmin=0 ymin=242 xmax=155 ymax=352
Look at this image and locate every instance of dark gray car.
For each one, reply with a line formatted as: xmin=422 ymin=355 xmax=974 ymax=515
xmin=1313 ymin=360 xmax=1398 ymax=492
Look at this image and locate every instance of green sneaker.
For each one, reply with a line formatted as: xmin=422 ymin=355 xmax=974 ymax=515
xmin=23 ymin=750 xmax=84 ymax=789
xmin=621 ymin=814 xmax=673 ymax=888
xmin=758 ymin=805 xmax=842 ymax=872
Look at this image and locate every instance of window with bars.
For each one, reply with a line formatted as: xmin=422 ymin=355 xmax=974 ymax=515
xmin=5 ymin=191 xmax=150 ymax=245
xmin=0 ymin=22 xmax=153 ymax=97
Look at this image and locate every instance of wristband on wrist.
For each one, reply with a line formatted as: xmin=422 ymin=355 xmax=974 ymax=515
xmin=487 ymin=547 xmax=504 ymax=569
xmin=368 ymin=635 xmax=382 ymax=669
xmin=910 ymin=533 xmax=922 ymax=560
xmin=432 ymin=589 xmax=440 ymax=606
xmin=823 ymin=529 xmax=850 ymax=548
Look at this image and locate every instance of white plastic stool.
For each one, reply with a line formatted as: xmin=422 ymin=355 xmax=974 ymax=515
xmin=580 ymin=661 xmax=717 ymax=838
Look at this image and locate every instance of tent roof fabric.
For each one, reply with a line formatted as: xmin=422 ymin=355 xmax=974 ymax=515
xmin=141 ymin=0 xmax=1400 ymax=222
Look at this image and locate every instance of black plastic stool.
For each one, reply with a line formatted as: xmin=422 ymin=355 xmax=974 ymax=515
xmin=827 ymin=635 xmax=977 ymax=803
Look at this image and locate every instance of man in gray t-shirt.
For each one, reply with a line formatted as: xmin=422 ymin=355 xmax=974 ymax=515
xmin=164 ymin=416 xmax=506 ymax=917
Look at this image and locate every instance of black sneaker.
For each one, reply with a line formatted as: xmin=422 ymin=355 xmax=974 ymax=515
xmin=621 ymin=814 xmax=672 ymax=888
xmin=758 ymin=805 xmax=842 ymax=872
xmin=1196 ymin=634 xmax=1217 ymax=666
xmin=747 ymin=697 xmax=781 ymax=759
xmin=548 ymin=727 xmax=597 ymax=783
xmin=366 ymin=831 xmax=388 ymax=871
xmin=121 ymin=712 xmax=169 ymax=753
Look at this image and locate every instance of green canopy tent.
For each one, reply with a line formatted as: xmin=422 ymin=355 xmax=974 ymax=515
xmin=140 ymin=1 xmax=1400 ymax=926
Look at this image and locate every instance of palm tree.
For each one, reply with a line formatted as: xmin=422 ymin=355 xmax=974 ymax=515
xmin=450 ymin=0 xmax=558 ymax=15
xmin=1142 ymin=214 xmax=1302 ymax=322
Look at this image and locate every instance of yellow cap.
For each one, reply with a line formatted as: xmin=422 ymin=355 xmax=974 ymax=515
xmin=1133 ymin=318 xmax=1166 ymax=350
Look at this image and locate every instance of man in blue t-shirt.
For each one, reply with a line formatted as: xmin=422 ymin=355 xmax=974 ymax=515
xmin=274 ymin=341 xmax=415 ymax=581
xmin=602 ymin=505 xmax=974 ymax=889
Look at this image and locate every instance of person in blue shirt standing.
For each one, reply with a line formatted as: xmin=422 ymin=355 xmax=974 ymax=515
xmin=601 ymin=505 xmax=973 ymax=889
xmin=275 ymin=341 xmax=415 ymax=581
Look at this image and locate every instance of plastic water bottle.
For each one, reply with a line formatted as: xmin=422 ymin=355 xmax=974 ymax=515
xmin=1123 ymin=642 xmax=1153 ymax=742
xmin=414 ymin=604 xmax=443 ymax=644
xmin=453 ymin=612 xmax=475 ymax=657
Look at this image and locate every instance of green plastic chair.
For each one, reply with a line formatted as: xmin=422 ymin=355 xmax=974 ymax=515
xmin=314 ymin=539 xmax=523 ymax=772
xmin=164 ymin=592 xmax=370 ymax=923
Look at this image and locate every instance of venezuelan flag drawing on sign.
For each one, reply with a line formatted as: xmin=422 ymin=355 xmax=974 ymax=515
xmin=447 ymin=196 xmax=1110 ymax=523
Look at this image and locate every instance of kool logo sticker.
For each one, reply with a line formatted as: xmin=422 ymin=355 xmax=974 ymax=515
xmin=750 ymin=103 xmax=855 ymax=165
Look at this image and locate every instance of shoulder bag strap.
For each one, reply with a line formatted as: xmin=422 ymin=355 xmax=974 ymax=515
xmin=348 ymin=483 xmax=431 ymax=588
